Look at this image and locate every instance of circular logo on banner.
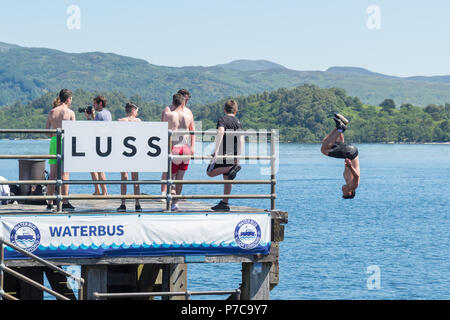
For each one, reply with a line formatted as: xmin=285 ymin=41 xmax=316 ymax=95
xmin=234 ymin=219 xmax=262 ymax=250
xmin=10 ymin=222 xmax=41 ymax=252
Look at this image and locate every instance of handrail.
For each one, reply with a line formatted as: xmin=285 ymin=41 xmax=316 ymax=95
xmin=0 ymin=154 xmax=272 ymax=160
xmin=0 ymin=129 xmax=269 ymax=135
xmin=172 ymin=129 xmax=272 ymax=136
xmin=0 ymin=155 xmax=56 ymax=160
xmin=0 ymin=237 xmax=84 ymax=300
xmin=0 ymin=179 xmax=273 ymax=186
xmin=0 ymin=128 xmax=278 ymax=212
xmin=93 ymin=289 xmax=240 ymax=300
xmin=1 ymin=194 xmax=274 ymax=201
xmin=0 ymin=129 xmax=58 ymax=134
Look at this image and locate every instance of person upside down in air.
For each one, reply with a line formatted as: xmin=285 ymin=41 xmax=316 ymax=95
xmin=321 ymin=113 xmax=360 ymax=199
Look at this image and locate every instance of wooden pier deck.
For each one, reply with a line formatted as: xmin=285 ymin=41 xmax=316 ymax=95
xmin=0 ymin=199 xmax=287 ymax=300
xmin=0 ymin=197 xmax=268 ymax=215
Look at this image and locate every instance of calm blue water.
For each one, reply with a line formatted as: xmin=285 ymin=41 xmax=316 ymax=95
xmin=1 ymin=140 xmax=449 ymax=299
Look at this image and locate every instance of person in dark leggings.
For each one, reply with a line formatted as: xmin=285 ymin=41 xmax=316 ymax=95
xmin=321 ymin=114 xmax=360 ymax=199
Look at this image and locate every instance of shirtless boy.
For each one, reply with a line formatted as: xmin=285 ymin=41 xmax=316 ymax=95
xmin=116 ymin=103 xmax=142 ymax=212
xmin=161 ymin=92 xmax=195 ymax=211
xmin=45 ymin=89 xmax=76 ymax=211
xmin=321 ymin=114 xmax=360 ymax=199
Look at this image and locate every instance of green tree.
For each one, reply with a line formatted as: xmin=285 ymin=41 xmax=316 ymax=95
xmin=424 ymin=104 xmax=444 ymax=121
xmin=380 ymin=99 xmax=396 ymax=114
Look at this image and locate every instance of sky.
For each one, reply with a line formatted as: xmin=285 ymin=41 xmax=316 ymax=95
xmin=0 ymin=0 xmax=449 ymax=77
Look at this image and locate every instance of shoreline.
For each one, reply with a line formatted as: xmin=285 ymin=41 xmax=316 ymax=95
xmin=1 ymin=138 xmax=450 ymax=145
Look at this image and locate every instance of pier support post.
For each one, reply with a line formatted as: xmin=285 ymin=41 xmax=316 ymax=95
xmin=241 ymin=262 xmax=271 ymax=300
xmin=44 ymin=267 xmax=76 ymax=300
xmin=107 ymin=265 xmax=138 ymax=298
xmin=137 ymin=264 xmax=162 ymax=298
xmin=162 ymin=263 xmax=187 ymax=300
xmin=81 ymin=265 xmax=107 ymax=300
xmin=20 ymin=267 xmax=44 ymax=300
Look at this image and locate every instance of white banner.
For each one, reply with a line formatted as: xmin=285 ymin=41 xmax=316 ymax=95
xmin=1 ymin=213 xmax=271 ymax=260
xmin=62 ymin=121 xmax=168 ymax=172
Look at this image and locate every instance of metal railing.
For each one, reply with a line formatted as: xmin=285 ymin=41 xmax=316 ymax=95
xmin=0 ymin=237 xmax=84 ymax=300
xmin=0 ymin=128 xmax=278 ymax=212
xmin=93 ymin=289 xmax=240 ymax=300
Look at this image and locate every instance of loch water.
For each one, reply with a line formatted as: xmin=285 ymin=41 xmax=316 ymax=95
xmin=0 ymin=140 xmax=449 ymax=299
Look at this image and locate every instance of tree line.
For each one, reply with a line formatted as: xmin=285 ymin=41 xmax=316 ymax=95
xmin=0 ymin=85 xmax=449 ymax=143
xmin=195 ymin=85 xmax=450 ymax=143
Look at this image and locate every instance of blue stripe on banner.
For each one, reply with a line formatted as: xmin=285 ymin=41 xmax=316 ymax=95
xmin=4 ymin=243 xmax=271 ymax=260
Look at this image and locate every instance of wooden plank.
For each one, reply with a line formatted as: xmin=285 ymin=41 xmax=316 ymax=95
xmin=81 ymin=265 xmax=107 ymax=300
xmin=3 ymin=269 xmax=20 ymax=299
xmin=0 ymin=199 xmax=266 ymax=215
xmin=161 ymin=264 xmax=187 ymax=300
xmin=272 ymin=219 xmax=285 ymax=242
xmin=20 ymin=267 xmax=44 ymax=300
xmin=136 ymin=264 xmax=162 ymax=300
xmin=241 ymin=262 xmax=271 ymax=300
xmin=269 ymin=260 xmax=280 ymax=291
xmin=107 ymin=265 xmax=138 ymax=299
xmin=271 ymin=210 xmax=288 ymax=223
xmin=4 ymin=251 xmax=278 ymax=267
xmin=44 ymin=267 xmax=76 ymax=300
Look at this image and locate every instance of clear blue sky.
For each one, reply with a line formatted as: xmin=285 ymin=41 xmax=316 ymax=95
xmin=0 ymin=0 xmax=449 ymax=77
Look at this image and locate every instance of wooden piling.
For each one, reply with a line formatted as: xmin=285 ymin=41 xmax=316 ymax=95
xmin=241 ymin=262 xmax=272 ymax=300
xmin=81 ymin=265 xmax=107 ymax=300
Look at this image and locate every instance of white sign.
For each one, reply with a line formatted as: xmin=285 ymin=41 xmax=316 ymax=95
xmin=0 ymin=213 xmax=271 ymax=260
xmin=62 ymin=121 xmax=168 ymax=172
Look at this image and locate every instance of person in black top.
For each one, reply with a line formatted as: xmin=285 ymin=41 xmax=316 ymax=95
xmin=207 ymin=99 xmax=244 ymax=211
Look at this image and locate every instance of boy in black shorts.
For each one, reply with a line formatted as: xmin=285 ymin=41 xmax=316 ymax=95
xmin=207 ymin=99 xmax=244 ymax=211
xmin=321 ymin=113 xmax=360 ymax=199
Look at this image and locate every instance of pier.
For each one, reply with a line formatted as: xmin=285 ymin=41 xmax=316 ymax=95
xmin=0 ymin=128 xmax=287 ymax=300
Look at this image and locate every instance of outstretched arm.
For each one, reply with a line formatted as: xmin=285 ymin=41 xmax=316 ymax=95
xmin=345 ymin=158 xmax=360 ymax=188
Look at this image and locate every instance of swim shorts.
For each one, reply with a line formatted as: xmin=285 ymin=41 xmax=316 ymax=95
xmin=328 ymin=142 xmax=359 ymax=160
xmin=48 ymin=136 xmax=60 ymax=165
xmin=207 ymin=161 xmax=233 ymax=173
xmin=171 ymin=145 xmax=191 ymax=174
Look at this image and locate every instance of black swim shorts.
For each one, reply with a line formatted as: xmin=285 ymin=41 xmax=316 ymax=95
xmin=328 ymin=142 xmax=359 ymax=160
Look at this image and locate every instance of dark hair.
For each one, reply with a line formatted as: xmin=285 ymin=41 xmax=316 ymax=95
xmin=177 ymin=89 xmax=191 ymax=99
xmin=224 ymin=99 xmax=238 ymax=114
xmin=173 ymin=93 xmax=185 ymax=107
xmin=59 ymin=89 xmax=72 ymax=103
xmin=93 ymin=95 xmax=107 ymax=108
xmin=125 ymin=102 xmax=138 ymax=114
xmin=343 ymin=191 xmax=356 ymax=199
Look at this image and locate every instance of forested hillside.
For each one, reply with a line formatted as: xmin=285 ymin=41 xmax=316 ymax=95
xmin=1 ymin=85 xmax=448 ymax=143
xmin=195 ymin=85 xmax=450 ymax=143
xmin=2 ymin=42 xmax=450 ymax=108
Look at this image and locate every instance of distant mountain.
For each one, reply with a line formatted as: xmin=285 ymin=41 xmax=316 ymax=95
xmin=326 ymin=66 xmax=394 ymax=78
xmin=0 ymin=42 xmax=20 ymax=52
xmin=215 ymin=59 xmax=287 ymax=71
xmin=328 ymin=66 xmax=450 ymax=84
xmin=1 ymin=42 xmax=450 ymax=108
xmin=406 ymin=75 xmax=450 ymax=83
